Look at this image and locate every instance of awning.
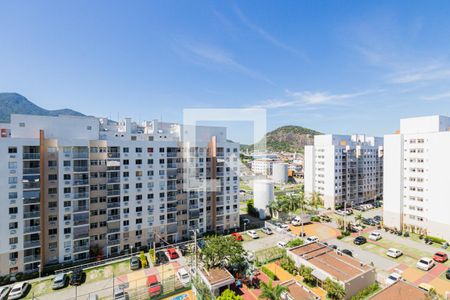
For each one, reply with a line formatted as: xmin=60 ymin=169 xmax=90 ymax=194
xmin=311 ymin=269 xmax=328 ymax=282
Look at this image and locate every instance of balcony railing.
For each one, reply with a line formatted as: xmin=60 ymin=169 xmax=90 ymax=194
xmin=108 ymin=239 xmax=120 ymax=246
xmin=107 ymin=215 xmax=120 ymax=221
xmin=23 ymin=182 xmax=40 ymax=189
xmin=107 ymin=190 xmax=120 ymax=196
xmin=167 ymin=218 xmax=177 ymax=224
xmin=72 ymin=152 xmax=89 ymax=159
xmin=23 ymin=255 xmax=40 ymax=263
xmin=23 ymin=197 xmax=40 ymax=205
xmin=23 ymin=153 xmax=40 ymax=160
xmin=73 ymin=232 xmax=89 ymax=239
xmin=23 ymin=211 xmax=40 ymax=219
xmin=73 ymin=218 xmax=89 ymax=226
xmin=73 ymin=192 xmax=89 ymax=199
xmin=24 ymin=225 xmax=40 ymax=233
xmin=107 ymin=153 xmax=120 ymax=158
xmin=107 ymin=227 xmax=120 ymax=234
xmin=107 ymin=202 xmax=120 ymax=208
xmin=73 ymin=179 xmax=89 ymax=186
xmin=73 ymin=166 xmax=88 ymax=172
xmin=73 ymin=244 xmax=90 ymax=253
xmin=73 ymin=206 xmax=89 ymax=213
xmin=23 ymin=168 xmax=40 ymax=175
xmin=24 ymin=240 xmax=40 ymax=248
xmin=107 ymin=177 xmax=120 ymax=183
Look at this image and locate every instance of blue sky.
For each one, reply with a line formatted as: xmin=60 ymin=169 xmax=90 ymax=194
xmin=1 ymin=1 xmax=450 ymax=143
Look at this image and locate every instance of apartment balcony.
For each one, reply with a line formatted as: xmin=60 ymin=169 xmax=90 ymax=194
xmin=73 ymin=218 xmax=89 ymax=226
xmin=167 ymin=218 xmax=177 ymax=224
xmin=73 ymin=232 xmax=89 ymax=239
xmin=23 ymin=168 xmax=40 ymax=175
xmin=23 ymin=211 xmax=40 ymax=219
xmin=73 ymin=206 xmax=89 ymax=213
xmin=24 ymin=240 xmax=40 ymax=248
xmin=167 ymin=196 xmax=177 ymax=202
xmin=23 ymin=255 xmax=40 ymax=263
xmin=107 ymin=177 xmax=120 ymax=183
xmin=189 ymin=204 xmax=199 ymax=210
xmin=108 ymin=215 xmax=120 ymax=221
xmin=167 ymin=164 xmax=177 ymax=169
xmin=23 ymin=197 xmax=40 ymax=205
xmin=72 ymin=152 xmax=89 ymax=159
xmin=107 ymin=190 xmax=120 ymax=196
xmin=108 ymin=153 xmax=120 ymax=159
xmin=107 ymin=202 xmax=120 ymax=208
xmin=73 ymin=244 xmax=90 ymax=253
xmin=73 ymin=179 xmax=89 ymax=186
xmin=23 ymin=182 xmax=40 ymax=189
xmin=73 ymin=166 xmax=88 ymax=172
xmin=108 ymin=239 xmax=120 ymax=246
xmin=23 ymin=153 xmax=40 ymax=160
xmin=24 ymin=225 xmax=40 ymax=234
xmin=167 ymin=207 xmax=177 ymax=212
xmin=73 ymin=192 xmax=89 ymax=199
xmin=107 ymin=227 xmax=120 ymax=234
xmin=167 ymin=152 xmax=177 ymax=158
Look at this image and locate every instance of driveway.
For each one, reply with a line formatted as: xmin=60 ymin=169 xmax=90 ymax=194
xmin=243 ymin=231 xmax=292 ymax=252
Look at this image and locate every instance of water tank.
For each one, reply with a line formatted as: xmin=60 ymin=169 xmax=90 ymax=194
xmin=253 ymin=180 xmax=274 ymax=219
xmin=272 ymin=163 xmax=288 ymax=183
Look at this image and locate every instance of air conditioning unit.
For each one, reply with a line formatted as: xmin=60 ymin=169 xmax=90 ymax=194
xmin=65 ymin=234 xmax=71 ymax=239
xmin=65 ymin=221 xmax=70 ymax=226
xmin=10 ymin=245 xmax=16 ymax=250
xmin=9 ymin=230 xmax=17 ymax=235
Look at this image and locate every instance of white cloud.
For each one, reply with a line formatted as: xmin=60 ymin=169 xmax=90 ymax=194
xmin=389 ymin=64 xmax=450 ymax=84
xmin=173 ymin=38 xmax=272 ymax=84
xmin=423 ymin=91 xmax=450 ymax=101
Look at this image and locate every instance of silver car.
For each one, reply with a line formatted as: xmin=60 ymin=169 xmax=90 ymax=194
xmin=52 ymin=273 xmax=69 ymax=290
xmin=0 ymin=287 xmax=11 ymax=300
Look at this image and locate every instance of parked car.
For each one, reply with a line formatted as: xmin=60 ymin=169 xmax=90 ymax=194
xmin=386 ymin=248 xmax=403 ymax=258
xmin=129 ymin=256 xmax=141 ymax=270
xmin=341 ymin=249 xmax=353 ymax=257
xmin=247 ymin=230 xmax=259 ymax=239
xmin=446 ymin=268 xmax=450 ymax=280
xmin=147 ymin=275 xmax=162 ymax=296
xmin=385 ymin=272 xmax=402 ymax=285
xmin=416 ymin=257 xmax=435 ymax=271
xmin=433 ymin=252 xmax=448 ymax=263
xmin=52 ymin=273 xmax=69 ymax=290
xmin=369 ymin=231 xmax=382 ymax=241
xmin=231 ymin=232 xmax=243 ymax=241
xmin=262 ymin=227 xmax=273 ymax=235
xmin=353 ymin=236 xmax=367 ymax=245
xmin=155 ymin=251 xmax=169 ymax=265
xmin=70 ymin=268 xmax=85 ymax=286
xmin=246 ymin=251 xmax=256 ymax=262
xmin=176 ymin=268 xmax=190 ymax=286
xmin=277 ymin=241 xmax=287 ymax=248
xmin=362 ymin=218 xmax=372 ymax=225
xmin=279 ymin=223 xmax=290 ymax=231
xmin=335 ymin=210 xmax=346 ymax=216
xmin=0 ymin=286 xmax=11 ymax=300
xmin=87 ymin=295 xmax=99 ymax=300
xmin=179 ymin=244 xmax=189 ymax=256
xmin=167 ymin=248 xmax=179 ymax=259
xmin=7 ymin=282 xmax=30 ymax=300
xmin=305 ymin=236 xmax=319 ymax=243
xmin=373 ymin=215 xmax=382 ymax=222
xmin=418 ymin=283 xmax=435 ymax=293
xmin=113 ymin=287 xmax=128 ymax=300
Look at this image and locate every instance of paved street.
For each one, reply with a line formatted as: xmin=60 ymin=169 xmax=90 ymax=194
xmin=243 ymin=231 xmax=292 ymax=252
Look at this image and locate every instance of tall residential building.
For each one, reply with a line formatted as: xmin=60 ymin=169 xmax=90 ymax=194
xmin=304 ymin=134 xmax=383 ymax=209
xmin=0 ymin=114 xmax=240 ymax=275
xmin=383 ymin=115 xmax=450 ymax=241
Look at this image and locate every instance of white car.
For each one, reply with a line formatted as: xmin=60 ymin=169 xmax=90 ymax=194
xmin=386 ymin=248 xmax=403 ymax=258
xmin=416 ymin=257 xmax=435 ymax=271
xmin=368 ymin=231 xmax=382 ymax=241
xmin=277 ymin=241 xmax=287 ymax=248
xmin=0 ymin=287 xmax=11 ymax=300
xmin=247 ymin=230 xmax=259 ymax=239
xmin=385 ymin=272 xmax=402 ymax=285
xmin=305 ymin=236 xmax=319 ymax=243
xmin=176 ymin=268 xmax=191 ymax=286
xmin=7 ymin=282 xmax=30 ymax=300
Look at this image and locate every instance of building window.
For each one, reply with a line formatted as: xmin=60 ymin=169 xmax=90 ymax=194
xmin=19 ymin=122 xmax=25 ymax=127
xmin=8 ymin=147 xmax=17 ymax=154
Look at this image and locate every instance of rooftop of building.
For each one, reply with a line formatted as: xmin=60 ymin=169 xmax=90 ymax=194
xmin=289 ymin=242 xmax=373 ymax=282
xmin=369 ymin=280 xmax=427 ymax=300
xmin=200 ymin=267 xmax=234 ymax=287
xmin=281 ymin=279 xmax=320 ymax=300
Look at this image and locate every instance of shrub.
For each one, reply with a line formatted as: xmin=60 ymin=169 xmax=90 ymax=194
xmin=286 ymin=238 xmax=304 ymax=248
xmin=426 ymin=236 xmax=447 ymax=245
xmin=14 ymin=272 xmax=23 ymax=281
xmin=280 ymin=257 xmax=297 ymax=275
xmin=341 ymin=231 xmax=350 ymax=237
xmin=139 ymin=251 xmax=148 ymax=268
xmin=298 ymin=265 xmax=315 ymax=285
xmin=311 ymin=216 xmax=321 ymax=222
xmin=336 ymin=235 xmax=344 ymax=240
xmin=261 ymin=266 xmax=278 ymax=280
xmin=351 ymin=283 xmax=380 ymax=300
xmin=403 ymin=232 xmax=410 ymax=237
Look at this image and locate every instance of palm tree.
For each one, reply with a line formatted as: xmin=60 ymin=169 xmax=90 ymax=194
xmin=309 ymin=192 xmax=323 ymax=213
xmin=268 ymin=199 xmax=282 ymax=218
xmin=259 ymin=280 xmax=288 ymax=300
xmin=324 ymin=278 xmax=346 ymax=300
xmin=355 ymin=213 xmax=363 ymax=224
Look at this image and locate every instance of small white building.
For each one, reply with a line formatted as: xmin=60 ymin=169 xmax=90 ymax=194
xmin=251 ymin=158 xmax=277 ymax=175
xmin=253 ymin=179 xmax=274 ymax=219
xmin=272 ymin=162 xmax=288 ymax=183
xmin=383 ymin=115 xmax=450 ymax=242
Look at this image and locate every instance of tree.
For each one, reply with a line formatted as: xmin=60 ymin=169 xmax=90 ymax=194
xmin=259 ymin=280 xmax=288 ymax=300
xmin=309 ymin=192 xmax=323 ymax=212
xmin=335 ymin=216 xmax=345 ymax=230
xmin=201 ymin=235 xmax=245 ymax=270
xmin=139 ymin=251 xmax=148 ymax=268
xmin=217 ymin=289 xmax=243 ymax=300
xmin=354 ymin=213 xmax=363 ymax=224
xmin=298 ymin=265 xmax=315 ymax=285
xmin=324 ymin=278 xmax=346 ymax=300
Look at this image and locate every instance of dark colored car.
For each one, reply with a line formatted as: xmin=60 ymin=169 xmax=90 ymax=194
xmin=446 ymin=268 xmax=450 ymax=280
xmin=341 ymin=249 xmax=353 ymax=257
xmin=155 ymin=251 xmax=168 ymax=265
xmin=362 ymin=218 xmax=372 ymax=225
xmin=179 ymin=244 xmax=189 ymax=256
xmin=373 ymin=215 xmax=382 ymax=222
xmin=70 ymin=268 xmax=85 ymax=286
xmin=354 ymin=236 xmax=367 ymax=245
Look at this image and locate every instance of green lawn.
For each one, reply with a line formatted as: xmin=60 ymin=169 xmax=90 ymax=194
xmin=24 ymin=278 xmax=54 ymax=299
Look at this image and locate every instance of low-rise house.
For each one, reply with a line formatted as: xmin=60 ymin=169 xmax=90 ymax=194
xmin=369 ymin=280 xmax=427 ymax=300
xmin=280 ymin=279 xmax=321 ymax=300
xmin=196 ymin=268 xmax=235 ymax=297
xmin=287 ymin=242 xmax=376 ymax=300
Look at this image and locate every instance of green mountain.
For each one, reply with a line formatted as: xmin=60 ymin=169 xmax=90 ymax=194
xmin=0 ymin=93 xmax=85 ymax=122
xmin=242 ymin=125 xmax=322 ymax=153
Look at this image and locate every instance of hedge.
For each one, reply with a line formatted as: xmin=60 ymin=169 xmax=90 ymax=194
xmin=426 ymin=236 xmax=447 ymax=245
xmin=261 ymin=266 xmax=278 ymax=280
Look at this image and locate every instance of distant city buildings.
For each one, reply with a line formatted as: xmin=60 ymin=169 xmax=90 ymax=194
xmin=383 ymin=115 xmax=450 ymax=241
xmin=0 ymin=114 xmax=239 ymax=275
xmin=251 ymin=157 xmax=276 ymax=176
xmin=304 ymin=134 xmax=384 ymax=209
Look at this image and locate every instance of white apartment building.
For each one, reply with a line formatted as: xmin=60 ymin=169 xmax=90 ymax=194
xmin=304 ymin=134 xmax=383 ymax=209
xmin=0 ymin=114 xmax=240 ymax=276
xmin=383 ymin=115 xmax=450 ymax=241
xmin=251 ymin=158 xmax=278 ymax=175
